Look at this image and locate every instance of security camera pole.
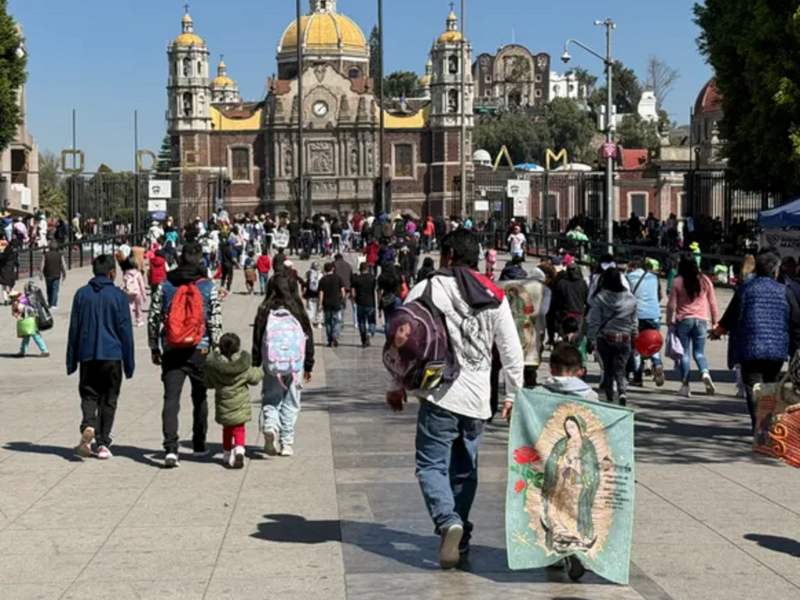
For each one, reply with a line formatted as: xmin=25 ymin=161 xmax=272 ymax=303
xmin=564 ymin=19 xmax=616 ymax=251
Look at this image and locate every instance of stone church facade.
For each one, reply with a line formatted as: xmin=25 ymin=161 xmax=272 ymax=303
xmin=166 ymin=1 xmax=473 ymax=220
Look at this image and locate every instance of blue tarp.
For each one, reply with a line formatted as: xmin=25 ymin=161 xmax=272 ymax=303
xmin=759 ymin=197 xmax=800 ymax=228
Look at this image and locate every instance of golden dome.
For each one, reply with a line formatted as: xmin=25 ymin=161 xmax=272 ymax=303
xmin=213 ymin=76 xmax=235 ymax=87
xmin=279 ymin=12 xmax=367 ymax=54
xmin=438 ymin=31 xmax=463 ymax=43
xmin=174 ymin=33 xmax=204 ymax=46
xmin=419 ymin=75 xmax=431 ymax=88
xmin=426 ymin=58 xmax=433 ymax=68
xmin=174 ymin=11 xmax=204 ymax=46
xmin=447 ymin=11 xmax=458 ymax=22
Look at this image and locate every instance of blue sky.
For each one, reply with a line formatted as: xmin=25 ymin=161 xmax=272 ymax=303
xmin=11 ymin=0 xmax=711 ymax=172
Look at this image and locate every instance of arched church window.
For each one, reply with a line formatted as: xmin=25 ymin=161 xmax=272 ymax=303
xmin=448 ymin=55 xmax=459 ymax=75
xmin=183 ymin=58 xmax=192 ymax=78
xmin=183 ymin=93 xmax=193 ymax=117
xmin=197 ymin=61 xmax=203 ymax=77
xmin=448 ymin=89 xmax=459 ymax=113
xmin=348 ymin=67 xmax=361 ymax=80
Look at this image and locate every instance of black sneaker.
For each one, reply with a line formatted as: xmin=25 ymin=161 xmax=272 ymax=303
xmin=193 ymin=443 xmax=210 ymax=457
xmin=567 ymin=556 xmax=587 ymax=581
xmin=619 ymin=395 xmax=628 ymax=407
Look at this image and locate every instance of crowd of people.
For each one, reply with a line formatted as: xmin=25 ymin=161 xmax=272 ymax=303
xmin=5 ymin=203 xmax=798 ymax=576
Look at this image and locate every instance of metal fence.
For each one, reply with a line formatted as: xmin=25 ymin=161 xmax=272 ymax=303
xmin=470 ymin=167 xmax=782 ymax=237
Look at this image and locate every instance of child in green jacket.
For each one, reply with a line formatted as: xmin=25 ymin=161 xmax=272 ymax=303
xmin=204 ymin=333 xmax=263 ymax=468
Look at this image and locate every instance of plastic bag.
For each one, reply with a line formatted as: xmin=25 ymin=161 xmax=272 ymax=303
xmin=17 ymin=317 xmax=37 ymax=338
xmin=665 ymin=324 xmax=684 ymax=363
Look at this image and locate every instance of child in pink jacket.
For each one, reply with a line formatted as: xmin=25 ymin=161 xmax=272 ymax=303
xmin=121 ymin=260 xmax=147 ymax=327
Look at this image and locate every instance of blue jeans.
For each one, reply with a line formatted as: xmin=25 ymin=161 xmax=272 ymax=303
xmin=45 ymin=278 xmax=61 ymax=308
xmin=259 ymin=272 xmax=269 ymax=294
xmin=675 ymin=319 xmax=709 ymax=383
xmin=415 ymin=400 xmax=484 ymax=552
xmin=324 ymin=309 xmax=342 ymax=344
xmin=356 ymin=305 xmax=376 ymax=342
xmin=20 ymin=332 xmax=48 ymax=355
xmin=631 ymin=318 xmax=662 ymax=381
xmin=261 ymin=374 xmax=301 ymax=445
xmin=382 ymin=298 xmax=401 ymax=335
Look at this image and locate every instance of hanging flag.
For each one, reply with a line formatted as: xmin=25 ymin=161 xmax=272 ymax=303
xmin=506 ymin=388 xmax=635 ymax=585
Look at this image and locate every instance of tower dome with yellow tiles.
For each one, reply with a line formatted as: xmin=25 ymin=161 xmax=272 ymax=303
xmin=173 ymin=11 xmax=204 ymax=47
xmin=438 ymin=10 xmax=462 ymax=44
xmin=278 ymin=0 xmax=367 ymax=57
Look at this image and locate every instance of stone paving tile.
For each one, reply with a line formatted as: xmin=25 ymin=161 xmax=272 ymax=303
xmin=1 ymin=263 xmax=799 ymax=600
xmin=61 ymin=580 xmax=208 ymax=600
xmin=204 ymin=574 xmax=346 ymax=600
xmin=0 ymin=583 xmax=69 ymax=600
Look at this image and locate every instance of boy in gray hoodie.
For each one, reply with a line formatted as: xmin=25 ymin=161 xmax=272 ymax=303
xmin=542 ymin=342 xmax=599 ymax=402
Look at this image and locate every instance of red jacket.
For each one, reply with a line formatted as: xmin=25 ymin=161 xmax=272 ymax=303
xmin=365 ymin=242 xmax=379 ymax=266
xmin=148 ymin=255 xmax=167 ymax=286
xmin=256 ymin=255 xmax=271 ymax=274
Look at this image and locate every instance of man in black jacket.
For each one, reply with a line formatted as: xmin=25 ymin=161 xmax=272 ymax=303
xmin=40 ymin=241 xmax=67 ymax=309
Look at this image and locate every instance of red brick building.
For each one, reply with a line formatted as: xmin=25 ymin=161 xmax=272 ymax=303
xmin=165 ymin=2 xmax=474 ymax=221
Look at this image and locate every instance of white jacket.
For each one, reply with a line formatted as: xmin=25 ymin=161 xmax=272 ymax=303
xmin=389 ymin=273 xmax=524 ymax=420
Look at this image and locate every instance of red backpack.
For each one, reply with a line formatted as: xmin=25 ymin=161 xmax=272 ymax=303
xmin=165 ymin=283 xmax=206 ymax=348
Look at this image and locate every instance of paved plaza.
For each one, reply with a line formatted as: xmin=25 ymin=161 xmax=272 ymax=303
xmin=0 ymin=263 xmax=799 ymax=600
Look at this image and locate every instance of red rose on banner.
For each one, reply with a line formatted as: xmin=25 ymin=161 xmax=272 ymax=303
xmin=514 ymin=479 xmax=526 ymax=493
xmin=513 ymin=446 xmax=540 ymax=464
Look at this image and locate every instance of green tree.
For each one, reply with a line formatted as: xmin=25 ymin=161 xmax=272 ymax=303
xmin=473 ymin=112 xmax=548 ymax=165
xmin=544 ymin=98 xmax=597 ymax=162
xmin=589 ymin=60 xmax=642 ymax=115
xmin=156 ymin=135 xmax=172 ymax=172
xmin=0 ymin=2 xmax=27 ymax=153
xmin=695 ymin=1 xmax=800 ymax=195
xmin=38 ymin=151 xmax=67 ymax=220
xmin=368 ymin=25 xmax=381 ymax=93
xmin=383 ymin=71 xmax=419 ymax=99
xmin=569 ymin=67 xmax=598 ymax=101
xmin=616 ymin=114 xmax=660 ymax=150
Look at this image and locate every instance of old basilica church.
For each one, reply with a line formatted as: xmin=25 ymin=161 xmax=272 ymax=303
xmin=166 ymin=0 xmax=473 ymax=219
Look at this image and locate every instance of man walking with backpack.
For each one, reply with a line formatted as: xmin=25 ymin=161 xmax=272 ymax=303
xmin=148 ymin=242 xmax=222 ymax=468
xmin=67 ymin=255 xmax=135 ymax=460
xmin=384 ymin=229 xmax=524 ymax=569
xmin=318 ymin=262 xmax=345 ymax=347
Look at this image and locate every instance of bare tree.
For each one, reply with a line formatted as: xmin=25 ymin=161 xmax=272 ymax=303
xmin=644 ymin=55 xmax=680 ymax=107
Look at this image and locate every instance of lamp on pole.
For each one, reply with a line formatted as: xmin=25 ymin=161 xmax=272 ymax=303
xmin=563 ymin=19 xmax=616 ymax=251
xmin=296 ymin=0 xmax=305 ymax=219
xmin=460 ymin=0 xmax=467 ymax=220
xmin=378 ymin=0 xmax=386 ymax=215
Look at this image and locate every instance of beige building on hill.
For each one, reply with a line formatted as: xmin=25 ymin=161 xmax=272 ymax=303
xmin=0 ymin=24 xmax=38 ymax=215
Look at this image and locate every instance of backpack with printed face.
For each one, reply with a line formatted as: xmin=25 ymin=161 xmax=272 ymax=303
xmin=262 ymin=309 xmax=306 ymax=379
xmin=383 ymin=280 xmax=459 ymax=391
xmin=307 ymin=269 xmax=322 ymax=294
xmin=165 ymin=282 xmax=206 ymax=348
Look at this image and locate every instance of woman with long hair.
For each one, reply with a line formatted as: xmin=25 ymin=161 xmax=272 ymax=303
xmin=587 ymin=268 xmax=638 ymax=406
xmin=666 ymin=253 xmax=719 ymax=397
xmin=252 ymin=271 xmax=315 ymax=458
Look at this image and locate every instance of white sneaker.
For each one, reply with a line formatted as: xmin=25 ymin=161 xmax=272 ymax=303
xmin=678 ymin=384 xmax=692 ymax=398
xmin=75 ymin=427 xmax=94 ymax=458
xmin=263 ymin=429 xmax=281 ymax=457
xmin=232 ymin=446 xmax=246 ymax=468
xmin=96 ymin=446 xmax=112 ymax=460
xmin=279 ymin=444 xmax=294 ymax=457
xmin=164 ymin=453 xmax=180 ymax=468
xmin=702 ymin=371 xmax=716 ymax=395
xmin=222 ymin=450 xmax=231 ymax=466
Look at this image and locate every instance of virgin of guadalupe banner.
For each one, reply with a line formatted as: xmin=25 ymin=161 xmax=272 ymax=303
xmin=506 ymin=388 xmax=635 ymax=585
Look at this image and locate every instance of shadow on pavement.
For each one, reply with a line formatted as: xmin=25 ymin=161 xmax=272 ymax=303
xmin=743 ymin=534 xmax=800 ymax=557
xmin=250 ymin=513 xmax=615 ymax=586
xmin=3 ymin=441 xmax=164 ymax=468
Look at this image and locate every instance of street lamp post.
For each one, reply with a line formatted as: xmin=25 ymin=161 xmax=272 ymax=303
xmin=296 ymin=0 xmax=305 ymax=219
xmin=563 ymin=19 xmax=616 ymax=251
